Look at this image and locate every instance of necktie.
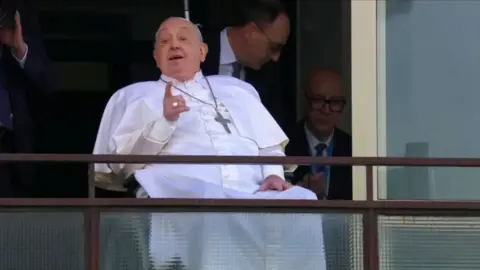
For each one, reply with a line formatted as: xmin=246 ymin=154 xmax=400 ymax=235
xmin=231 ymin=62 xmax=242 ymax=79
xmin=314 ymin=143 xmax=327 ymax=173
xmin=0 ymin=64 xmax=12 ymax=130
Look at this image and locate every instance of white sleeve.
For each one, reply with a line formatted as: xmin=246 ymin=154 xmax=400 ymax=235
xmin=11 ymin=44 xmax=28 ymax=68
xmin=108 ymin=99 xmax=176 ymax=175
xmin=126 ymin=116 xmax=176 ymax=155
xmin=259 ymin=144 xmax=285 ymax=180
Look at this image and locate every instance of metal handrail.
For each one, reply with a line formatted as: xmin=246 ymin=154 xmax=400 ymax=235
xmin=2 ymin=154 xmax=480 ymax=270
xmin=2 ymin=198 xmax=480 ymax=213
xmin=2 ymin=153 xmax=480 ymax=166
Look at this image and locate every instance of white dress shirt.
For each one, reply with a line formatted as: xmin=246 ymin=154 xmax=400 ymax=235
xmin=218 ymin=28 xmax=246 ymax=80
xmin=304 ymin=123 xmax=333 ymax=157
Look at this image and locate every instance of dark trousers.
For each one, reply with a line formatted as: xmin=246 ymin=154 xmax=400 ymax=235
xmin=0 ymin=128 xmax=18 ymax=197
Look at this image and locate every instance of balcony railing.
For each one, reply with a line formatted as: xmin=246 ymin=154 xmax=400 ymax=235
xmin=1 ymin=154 xmax=480 ymax=270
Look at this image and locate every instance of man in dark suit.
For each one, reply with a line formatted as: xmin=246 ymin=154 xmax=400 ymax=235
xmin=200 ymin=0 xmax=290 ymax=129
xmin=0 ymin=2 xmax=55 ymax=197
xmin=286 ymin=69 xmax=352 ymax=200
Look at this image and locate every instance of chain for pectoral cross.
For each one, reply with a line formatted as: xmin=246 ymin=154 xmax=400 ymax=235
xmin=159 ymin=77 xmax=232 ymax=133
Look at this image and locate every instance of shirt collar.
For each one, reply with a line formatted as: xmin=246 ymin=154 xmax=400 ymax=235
xmin=159 ymin=71 xmax=208 ymax=89
xmin=220 ymin=28 xmax=237 ymax=65
xmin=304 ymin=122 xmax=334 ymax=152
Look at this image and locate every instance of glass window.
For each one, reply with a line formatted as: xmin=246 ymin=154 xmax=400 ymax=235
xmin=377 ymin=0 xmax=480 ymax=200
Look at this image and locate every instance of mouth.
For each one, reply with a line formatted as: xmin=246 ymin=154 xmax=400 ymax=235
xmin=312 ymin=114 xmax=332 ymax=123
xmin=168 ymin=55 xmax=184 ymax=61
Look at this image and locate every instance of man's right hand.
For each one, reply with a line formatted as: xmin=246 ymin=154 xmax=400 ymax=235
xmin=163 ymin=83 xmax=189 ymax=121
xmin=297 ymin=172 xmax=325 ymax=198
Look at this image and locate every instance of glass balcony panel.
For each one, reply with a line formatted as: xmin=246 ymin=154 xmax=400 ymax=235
xmin=0 ymin=211 xmax=85 ymax=270
xmin=100 ymin=212 xmax=364 ymax=270
xmin=378 ymin=166 xmax=480 ymax=200
xmin=378 ymin=215 xmax=480 ymax=270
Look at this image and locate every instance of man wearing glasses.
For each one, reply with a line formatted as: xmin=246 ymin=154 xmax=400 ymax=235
xmin=201 ymin=0 xmax=290 ymax=128
xmin=286 ymin=69 xmax=352 ymax=200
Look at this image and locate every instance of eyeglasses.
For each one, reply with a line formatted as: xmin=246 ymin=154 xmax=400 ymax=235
xmin=306 ymin=95 xmax=346 ymax=113
xmin=254 ymin=24 xmax=284 ymax=53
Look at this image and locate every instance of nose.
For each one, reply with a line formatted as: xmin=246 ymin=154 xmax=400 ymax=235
xmin=320 ymin=104 xmax=332 ymax=114
xmin=170 ymin=38 xmax=181 ymax=49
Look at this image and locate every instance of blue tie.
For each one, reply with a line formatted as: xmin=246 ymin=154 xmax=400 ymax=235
xmin=0 ymin=63 xmax=13 ymax=130
xmin=313 ymin=143 xmax=327 ymax=173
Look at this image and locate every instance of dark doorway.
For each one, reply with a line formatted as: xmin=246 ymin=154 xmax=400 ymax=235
xmin=36 ymin=0 xmax=185 ymax=197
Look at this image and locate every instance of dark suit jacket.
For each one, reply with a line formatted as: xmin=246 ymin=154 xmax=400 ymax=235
xmin=286 ymin=120 xmax=352 ymax=200
xmin=1 ymin=8 xmax=55 ymax=196
xmin=201 ymin=30 xmax=288 ymax=131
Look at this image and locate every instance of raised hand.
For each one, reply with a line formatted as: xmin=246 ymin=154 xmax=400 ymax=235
xmin=163 ymin=83 xmax=189 ymax=121
xmin=0 ymin=12 xmax=27 ymax=58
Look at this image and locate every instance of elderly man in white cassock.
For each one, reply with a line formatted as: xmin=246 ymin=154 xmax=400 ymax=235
xmin=93 ymin=17 xmax=326 ymax=270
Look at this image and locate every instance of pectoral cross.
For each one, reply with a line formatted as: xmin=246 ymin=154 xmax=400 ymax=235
xmin=215 ymin=111 xmax=231 ymax=134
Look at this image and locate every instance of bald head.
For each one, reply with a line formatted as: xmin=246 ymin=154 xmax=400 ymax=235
xmin=306 ymin=69 xmax=343 ymax=98
xmin=153 ymin=16 xmax=208 ymax=81
xmin=305 ymin=68 xmax=345 ymax=139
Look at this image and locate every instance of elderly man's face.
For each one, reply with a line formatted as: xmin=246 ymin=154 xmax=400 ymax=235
xmin=306 ymin=70 xmax=346 ymax=135
xmin=153 ymin=18 xmax=208 ymax=80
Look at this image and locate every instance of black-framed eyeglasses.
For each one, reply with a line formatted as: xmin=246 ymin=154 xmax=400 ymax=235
xmin=306 ymin=95 xmax=346 ymax=113
xmin=254 ymin=24 xmax=284 ymax=53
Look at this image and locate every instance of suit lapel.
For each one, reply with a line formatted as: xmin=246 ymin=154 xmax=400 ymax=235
xmin=244 ymin=68 xmax=259 ymax=88
xmin=288 ymin=119 xmax=310 ymax=155
xmin=329 ymin=135 xmax=340 ymax=199
xmin=328 ymin=128 xmax=350 ymax=199
xmin=290 ymin=120 xmax=311 ymax=177
xmin=331 ymin=128 xmax=349 ymax=156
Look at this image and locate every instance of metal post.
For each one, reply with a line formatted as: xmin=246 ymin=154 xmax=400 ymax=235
xmin=184 ymin=0 xmax=190 ymax=20
xmin=363 ymin=165 xmax=379 ymax=270
xmin=85 ymin=163 xmax=100 ymax=270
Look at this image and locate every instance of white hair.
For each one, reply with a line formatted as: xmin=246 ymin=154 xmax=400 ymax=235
xmin=155 ymin=16 xmax=203 ymax=43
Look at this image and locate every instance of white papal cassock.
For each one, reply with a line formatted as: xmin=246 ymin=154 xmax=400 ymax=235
xmin=93 ymin=72 xmax=326 ymax=270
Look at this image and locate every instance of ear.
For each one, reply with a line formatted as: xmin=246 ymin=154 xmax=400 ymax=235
xmin=153 ymin=48 xmax=158 ymax=62
xmin=245 ymin=22 xmax=258 ymax=38
xmin=199 ymin=42 xmax=209 ymax=63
